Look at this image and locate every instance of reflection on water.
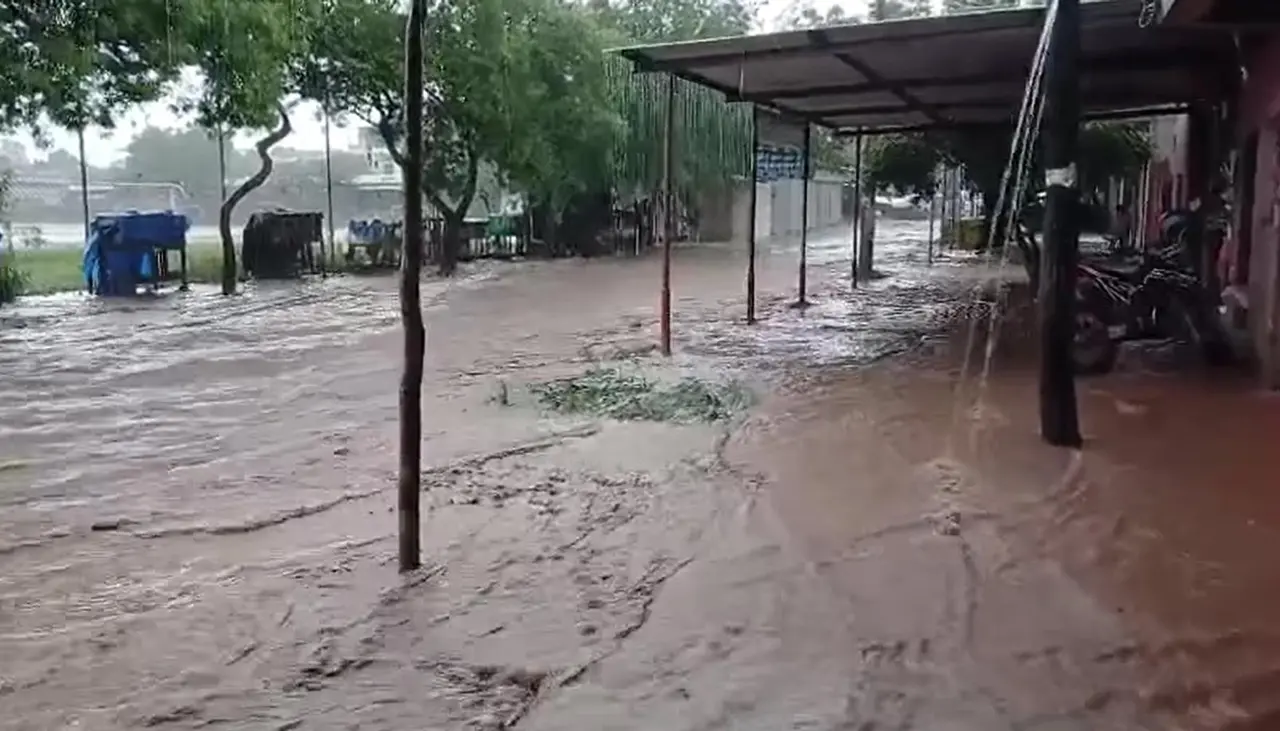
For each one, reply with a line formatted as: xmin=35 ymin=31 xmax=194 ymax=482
xmin=2 ymin=221 xmax=1278 ymax=729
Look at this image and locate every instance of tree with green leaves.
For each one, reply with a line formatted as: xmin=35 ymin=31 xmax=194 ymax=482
xmin=868 ymin=0 xmax=933 ymax=21
xmin=0 ymin=2 xmax=185 ymax=139
xmin=943 ymin=0 xmax=1019 ymax=14
xmin=505 ymin=8 xmax=623 ymax=254
xmin=0 ymin=170 xmax=25 ymax=305
xmin=306 ymin=0 xmax=631 ymax=272
xmin=176 ymin=0 xmax=319 ymax=294
xmin=865 ymin=121 xmax=1150 ymax=288
xmin=866 ymin=123 xmax=1152 ymax=216
xmin=588 ymin=0 xmax=754 ymax=44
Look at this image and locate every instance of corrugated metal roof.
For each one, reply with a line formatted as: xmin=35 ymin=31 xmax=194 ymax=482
xmin=614 ymin=1 xmax=1235 ymax=132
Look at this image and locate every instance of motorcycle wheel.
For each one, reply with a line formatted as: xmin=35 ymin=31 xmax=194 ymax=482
xmin=1162 ymin=299 xmax=1235 ymax=367
xmin=1073 ymin=304 xmax=1118 ymax=376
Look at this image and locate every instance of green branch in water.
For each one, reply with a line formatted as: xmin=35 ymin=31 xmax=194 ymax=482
xmin=530 ymin=367 xmax=752 ymax=423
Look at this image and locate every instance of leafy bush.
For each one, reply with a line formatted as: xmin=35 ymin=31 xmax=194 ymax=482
xmin=0 ymin=259 xmax=26 ymax=305
xmin=0 ymin=170 xmax=22 ymax=305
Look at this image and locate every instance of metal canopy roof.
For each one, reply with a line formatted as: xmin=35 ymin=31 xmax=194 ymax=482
xmin=614 ymin=1 xmax=1237 ymax=133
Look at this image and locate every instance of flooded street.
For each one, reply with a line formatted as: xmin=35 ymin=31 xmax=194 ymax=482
xmin=1 ymin=221 xmax=1278 ymax=730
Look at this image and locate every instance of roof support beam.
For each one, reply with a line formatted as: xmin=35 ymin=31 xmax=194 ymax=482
xmin=741 ymin=48 xmax=1224 ymax=102
xmin=829 ymin=103 xmax=1193 ymax=136
xmin=808 ymin=28 xmax=951 ymax=126
xmin=811 ymin=90 xmax=1202 ymax=120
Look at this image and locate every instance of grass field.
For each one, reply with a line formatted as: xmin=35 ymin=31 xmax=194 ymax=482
xmin=6 ymin=237 xmax=354 ymax=295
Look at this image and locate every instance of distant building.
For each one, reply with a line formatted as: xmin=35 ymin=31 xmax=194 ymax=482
xmin=349 ymin=125 xmax=519 ymax=221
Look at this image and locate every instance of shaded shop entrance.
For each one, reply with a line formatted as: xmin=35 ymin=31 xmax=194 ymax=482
xmin=1157 ymin=0 xmax=1280 ymax=389
xmin=616 ymin=0 xmax=1242 ymax=372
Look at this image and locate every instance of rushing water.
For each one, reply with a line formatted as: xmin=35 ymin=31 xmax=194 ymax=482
xmin=1 ymin=221 xmax=1278 ymax=729
xmin=5 ymin=223 xmax=352 ymax=249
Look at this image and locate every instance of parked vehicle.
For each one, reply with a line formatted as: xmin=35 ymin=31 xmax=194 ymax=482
xmin=1072 ymin=241 xmax=1231 ymax=375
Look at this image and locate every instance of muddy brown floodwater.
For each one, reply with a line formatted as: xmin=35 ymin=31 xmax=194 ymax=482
xmin=1 ymin=222 xmax=1278 ymax=730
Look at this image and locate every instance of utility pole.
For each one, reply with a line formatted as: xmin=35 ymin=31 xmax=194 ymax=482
xmin=398 ymin=0 xmax=427 ymax=572
xmin=77 ymin=127 xmax=91 ymax=240
xmin=1037 ymin=0 xmax=1082 ymax=448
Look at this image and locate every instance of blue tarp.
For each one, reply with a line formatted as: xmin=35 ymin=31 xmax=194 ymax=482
xmin=347 ymin=218 xmax=396 ymax=244
xmin=83 ymin=211 xmax=188 ymax=296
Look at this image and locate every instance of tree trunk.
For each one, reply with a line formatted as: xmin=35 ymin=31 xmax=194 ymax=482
xmin=374 ymin=116 xmax=479 ymax=279
xmin=399 ymin=0 xmax=427 ymax=573
xmin=439 ymin=212 xmax=463 ymax=276
xmin=218 ymin=105 xmax=294 ymax=295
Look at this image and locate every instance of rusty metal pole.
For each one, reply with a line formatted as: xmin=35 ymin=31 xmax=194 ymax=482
xmin=398 ymin=0 xmax=427 ymax=572
xmin=660 ymin=73 xmax=675 ymax=356
xmin=851 ymin=132 xmax=863 ymax=288
xmin=747 ymin=108 xmax=759 ymax=324
xmin=1038 ymin=0 xmax=1082 ymax=448
xmin=797 ymin=124 xmax=811 ymax=306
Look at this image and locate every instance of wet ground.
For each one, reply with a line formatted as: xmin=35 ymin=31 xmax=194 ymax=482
xmin=1 ymin=222 xmax=1278 ymax=730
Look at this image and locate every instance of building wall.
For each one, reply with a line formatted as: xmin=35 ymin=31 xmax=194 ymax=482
xmin=1143 ymin=114 xmax=1191 ymax=244
xmin=714 ymin=174 xmax=848 ymax=244
xmin=763 ymin=174 xmax=845 ymax=238
xmin=1236 ymin=34 xmax=1280 ymax=386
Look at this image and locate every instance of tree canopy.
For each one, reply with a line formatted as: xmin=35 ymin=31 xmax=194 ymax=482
xmin=302 ymin=0 xmax=625 ymax=270
xmin=0 ymin=2 xmax=185 ymax=135
xmin=588 ymin=0 xmax=754 ymax=43
xmin=0 ymin=0 xmax=1152 ymax=267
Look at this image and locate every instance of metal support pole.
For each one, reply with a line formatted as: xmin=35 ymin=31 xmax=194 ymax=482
xmin=948 ymin=168 xmax=960 ymax=248
xmin=797 ymin=124 xmax=811 ymax=306
xmin=851 ymin=132 xmax=864 ymax=288
xmin=216 ymin=126 xmax=229 ymax=203
xmin=398 ymin=0 xmax=427 ymax=572
xmin=938 ymin=168 xmax=948 ymax=249
xmin=747 ymin=109 xmax=759 ymax=324
xmin=857 ymin=134 xmax=875 ymax=282
xmin=660 ymin=74 xmax=676 ymax=357
xmin=77 ymin=127 xmax=91 ymax=241
xmin=927 ymin=184 xmax=937 ymax=265
xmin=1038 ymin=0 xmax=1082 ymax=448
xmin=322 ymin=95 xmax=336 ymax=278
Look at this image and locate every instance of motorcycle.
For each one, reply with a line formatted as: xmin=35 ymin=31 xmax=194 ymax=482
xmin=1072 ymin=239 xmax=1231 ymax=375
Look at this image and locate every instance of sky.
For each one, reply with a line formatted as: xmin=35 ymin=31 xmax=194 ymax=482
xmin=7 ymin=0 xmax=876 ymax=168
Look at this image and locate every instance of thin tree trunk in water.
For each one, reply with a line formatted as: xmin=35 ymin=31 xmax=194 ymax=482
xmin=439 ymin=213 xmax=462 ymax=276
xmin=218 ymin=106 xmax=293 ymax=295
xmin=437 ymin=149 xmax=479 ymax=275
xmin=398 ymin=0 xmax=427 ymax=573
xmin=373 ymin=117 xmax=477 ymax=279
